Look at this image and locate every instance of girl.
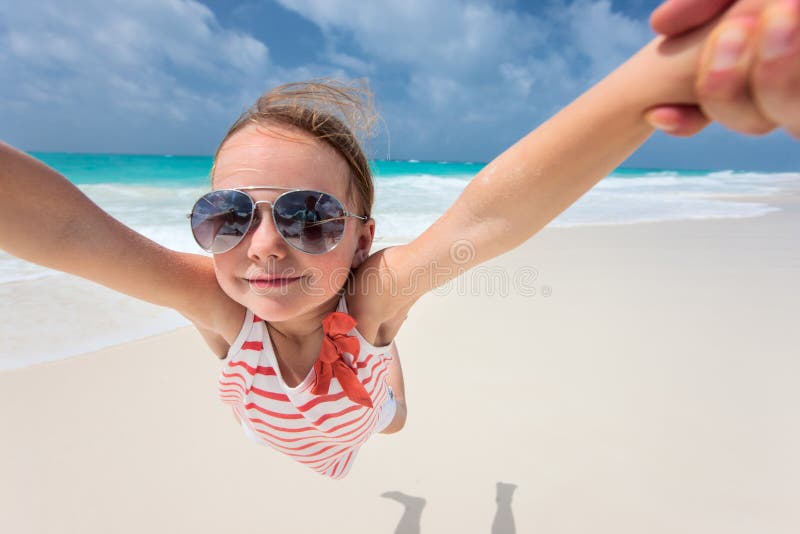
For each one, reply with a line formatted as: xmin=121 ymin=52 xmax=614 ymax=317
xmin=0 ymin=12 xmax=773 ymax=479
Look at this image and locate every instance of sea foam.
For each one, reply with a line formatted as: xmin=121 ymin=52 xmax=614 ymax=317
xmin=1 ymin=155 xmax=797 ymax=369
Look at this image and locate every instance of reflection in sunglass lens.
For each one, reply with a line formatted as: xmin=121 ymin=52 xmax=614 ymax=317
xmin=190 ymin=190 xmax=254 ymax=253
xmin=274 ymin=190 xmax=347 ymax=254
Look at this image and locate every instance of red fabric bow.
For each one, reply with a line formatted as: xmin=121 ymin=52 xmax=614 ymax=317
xmin=311 ymin=312 xmax=373 ymax=408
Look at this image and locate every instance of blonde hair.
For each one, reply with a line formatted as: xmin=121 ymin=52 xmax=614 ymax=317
xmin=212 ymin=79 xmax=377 ymax=218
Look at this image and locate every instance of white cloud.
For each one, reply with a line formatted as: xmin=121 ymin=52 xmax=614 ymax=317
xmin=0 ymin=0 xmax=271 ymax=143
xmin=272 ymin=0 xmax=651 ymax=83
xmin=325 ymin=51 xmax=373 ymax=75
xmin=273 ymin=0 xmax=543 ymax=76
xmin=4 ymin=0 xmax=269 ymax=74
xmin=564 ymin=0 xmax=654 ymax=81
xmin=271 ymin=0 xmax=653 ymax=160
xmin=0 ymin=0 xmax=655 ymax=159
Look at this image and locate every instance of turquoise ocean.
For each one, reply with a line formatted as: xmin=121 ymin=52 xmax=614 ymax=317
xmin=2 ymin=152 xmax=797 ymax=284
xmin=1 ymin=153 xmax=797 ymax=369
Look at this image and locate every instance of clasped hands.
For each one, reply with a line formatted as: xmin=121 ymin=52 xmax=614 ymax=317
xmin=647 ymin=0 xmax=799 ymax=138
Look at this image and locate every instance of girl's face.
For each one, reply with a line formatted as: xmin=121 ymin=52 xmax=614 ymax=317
xmin=211 ymin=123 xmax=374 ymax=322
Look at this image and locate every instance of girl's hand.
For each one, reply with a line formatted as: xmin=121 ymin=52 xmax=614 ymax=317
xmin=645 ymin=0 xmax=800 ymax=138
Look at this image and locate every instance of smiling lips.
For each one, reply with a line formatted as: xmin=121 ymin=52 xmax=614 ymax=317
xmin=247 ymin=276 xmax=302 ymax=290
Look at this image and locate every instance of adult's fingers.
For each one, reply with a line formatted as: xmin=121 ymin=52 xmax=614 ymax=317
xmin=751 ymin=0 xmax=800 ymax=138
xmin=695 ymin=16 xmax=778 ymax=134
xmin=645 ymin=105 xmax=712 ymax=136
xmin=651 ymin=0 xmax=735 ymax=36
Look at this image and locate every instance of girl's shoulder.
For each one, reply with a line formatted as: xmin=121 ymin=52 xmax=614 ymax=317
xmin=345 ymin=245 xmax=416 ymax=346
xmin=189 ymin=295 xmax=246 ymax=360
xmin=213 ymin=296 xmax=249 ymax=346
xmin=344 ymin=289 xmax=411 ymax=348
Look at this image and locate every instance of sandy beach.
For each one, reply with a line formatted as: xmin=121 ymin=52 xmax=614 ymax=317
xmin=1 ymin=190 xmax=798 ymax=533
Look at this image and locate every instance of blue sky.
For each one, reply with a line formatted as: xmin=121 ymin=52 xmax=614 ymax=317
xmin=0 ymin=0 xmax=796 ymax=171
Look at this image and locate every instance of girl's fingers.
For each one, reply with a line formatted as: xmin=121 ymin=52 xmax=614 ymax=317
xmin=652 ymin=0 xmax=797 ymax=137
xmin=695 ymin=16 xmax=778 ymax=135
xmin=645 ymin=105 xmax=712 ymax=136
xmin=752 ymin=0 xmax=800 ymax=139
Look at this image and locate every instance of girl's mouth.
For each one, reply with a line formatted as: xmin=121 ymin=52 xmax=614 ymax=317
xmin=247 ymin=276 xmax=302 ymax=290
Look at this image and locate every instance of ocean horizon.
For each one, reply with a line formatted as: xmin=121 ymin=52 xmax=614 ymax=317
xmin=3 ymin=151 xmax=797 ymax=285
xmin=1 ymin=152 xmax=798 ymax=370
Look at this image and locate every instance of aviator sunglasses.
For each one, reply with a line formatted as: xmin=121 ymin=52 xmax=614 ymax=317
xmin=188 ymin=186 xmax=368 ymax=254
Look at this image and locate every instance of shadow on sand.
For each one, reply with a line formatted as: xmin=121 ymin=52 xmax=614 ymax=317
xmin=381 ymin=481 xmax=517 ymax=534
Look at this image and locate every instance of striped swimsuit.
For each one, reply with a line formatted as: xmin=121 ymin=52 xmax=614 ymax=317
xmin=217 ymin=295 xmax=395 ymax=479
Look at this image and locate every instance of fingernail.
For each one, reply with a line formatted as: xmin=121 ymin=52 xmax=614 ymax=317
xmin=712 ymin=26 xmax=748 ymax=70
xmin=761 ymin=1 xmax=799 ymax=60
xmin=645 ymin=113 xmax=678 ymax=132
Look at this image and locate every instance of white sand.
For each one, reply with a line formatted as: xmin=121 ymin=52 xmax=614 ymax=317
xmin=1 ymin=192 xmax=798 ymax=533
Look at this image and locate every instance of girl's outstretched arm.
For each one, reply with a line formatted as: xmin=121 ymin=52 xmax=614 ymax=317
xmin=0 ymin=143 xmax=239 ymax=347
xmin=356 ymin=22 xmax=717 ymax=326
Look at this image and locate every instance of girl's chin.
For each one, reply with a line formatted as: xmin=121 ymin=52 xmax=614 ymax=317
xmin=242 ymin=293 xmax=336 ymax=322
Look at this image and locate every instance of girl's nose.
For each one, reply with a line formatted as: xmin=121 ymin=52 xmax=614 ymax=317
xmin=246 ymin=206 xmax=289 ymax=262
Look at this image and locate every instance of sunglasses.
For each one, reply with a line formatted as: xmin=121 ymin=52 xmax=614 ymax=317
xmin=187 ymin=186 xmax=368 ymax=254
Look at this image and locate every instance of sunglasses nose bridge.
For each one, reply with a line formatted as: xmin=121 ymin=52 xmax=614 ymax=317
xmin=251 ymin=199 xmax=274 ymax=214
xmin=247 ymin=199 xmax=286 ymax=248
xmin=248 ymin=199 xmax=277 ymax=231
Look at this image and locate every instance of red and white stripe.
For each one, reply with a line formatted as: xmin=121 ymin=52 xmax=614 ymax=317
xmin=218 ymin=302 xmax=394 ymax=479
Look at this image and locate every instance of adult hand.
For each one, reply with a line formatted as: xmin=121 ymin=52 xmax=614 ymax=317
xmin=645 ymin=0 xmax=800 ymax=139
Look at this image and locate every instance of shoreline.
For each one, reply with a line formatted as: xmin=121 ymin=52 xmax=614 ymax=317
xmin=2 ymin=185 xmax=798 ymax=372
xmin=1 ymin=189 xmax=798 ymax=532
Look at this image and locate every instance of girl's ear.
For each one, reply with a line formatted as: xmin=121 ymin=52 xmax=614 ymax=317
xmin=351 ymin=218 xmax=375 ymax=269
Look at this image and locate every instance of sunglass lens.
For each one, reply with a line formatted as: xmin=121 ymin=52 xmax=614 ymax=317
xmin=273 ymin=190 xmax=346 ymax=254
xmin=190 ymin=190 xmax=254 ymax=253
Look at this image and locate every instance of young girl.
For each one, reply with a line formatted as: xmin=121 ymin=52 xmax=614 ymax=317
xmin=0 ymin=13 xmax=771 ymax=479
